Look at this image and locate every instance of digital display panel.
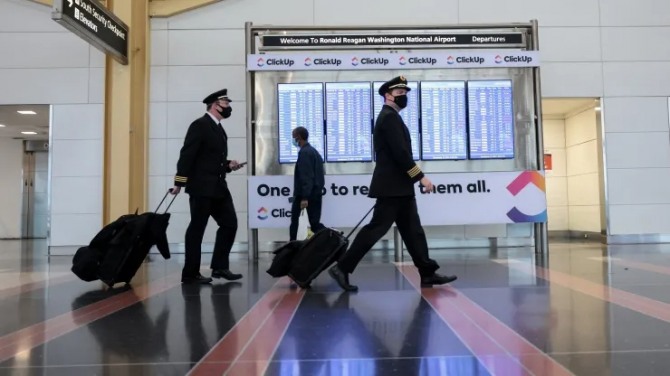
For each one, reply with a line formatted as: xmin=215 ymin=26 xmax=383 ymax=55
xmin=373 ymin=81 xmax=420 ymax=161
xmin=325 ymin=82 xmax=373 ymax=162
xmin=419 ymin=81 xmax=468 ymax=160
xmin=467 ymin=80 xmax=515 ymax=160
xmin=277 ymin=82 xmax=325 ymax=164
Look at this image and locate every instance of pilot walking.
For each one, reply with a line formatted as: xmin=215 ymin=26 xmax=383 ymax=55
xmin=329 ymin=76 xmax=458 ymax=291
xmin=171 ymin=89 xmax=245 ymax=284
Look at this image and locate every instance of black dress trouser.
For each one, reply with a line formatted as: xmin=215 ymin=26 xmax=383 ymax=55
xmin=289 ymin=195 xmax=326 ymax=241
xmin=182 ymin=187 xmax=237 ymax=278
xmin=338 ymin=196 xmax=440 ymax=277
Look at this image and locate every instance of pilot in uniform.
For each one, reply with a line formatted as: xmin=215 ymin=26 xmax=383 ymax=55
xmin=329 ymin=76 xmax=458 ymax=291
xmin=171 ymin=89 xmax=244 ymax=284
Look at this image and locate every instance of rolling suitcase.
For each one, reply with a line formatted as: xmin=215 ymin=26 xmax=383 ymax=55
xmin=266 ymin=240 xmax=305 ymax=278
xmin=98 ymin=190 xmax=176 ymax=287
xmin=71 ymin=212 xmax=138 ymax=282
xmin=287 ymin=206 xmax=374 ymax=288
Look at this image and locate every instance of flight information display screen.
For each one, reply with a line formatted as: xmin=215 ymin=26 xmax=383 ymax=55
xmin=325 ymin=82 xmax=373 ymax=162
xmin=419 ymin=81 xmax=468 ymax=160
xmin=277 ymin=82 xmax=325 ymax=164
xmin=467 ymin=80 xmax=515 ymax=160
xmin=373 ymin=81 xmax=420 ymax=161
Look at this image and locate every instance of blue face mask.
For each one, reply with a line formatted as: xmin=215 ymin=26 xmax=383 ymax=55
xmin=292 ymin=138 xmax=300 ymax=148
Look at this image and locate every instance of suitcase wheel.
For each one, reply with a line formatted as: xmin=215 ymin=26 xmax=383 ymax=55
xmin=296 ymin=282 xmax=311 ymax=289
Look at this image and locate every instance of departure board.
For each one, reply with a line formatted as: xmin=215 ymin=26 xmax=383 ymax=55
xmin=373 ymin=81 xmax=420 ymax=161
xmin=467 ymin=80 xmax=515 ymax=160
xmin=325 ymin=82 xmax=373 ymax=162
xmin=277 ymin=83 xmax=325 ymax=164
xmin=419 ymin=81 xmax=468 ymax=160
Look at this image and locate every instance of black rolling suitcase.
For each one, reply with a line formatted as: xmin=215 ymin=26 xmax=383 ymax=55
xmin=288 ymin=206 xmax=374 ymax=288
xmin=71 ymin=212 xmax=138 ymax=282
xmin=97 ymin=190 xmax=176 ymax=287
xmin=266 ymin=240 xmax=305 ymax=278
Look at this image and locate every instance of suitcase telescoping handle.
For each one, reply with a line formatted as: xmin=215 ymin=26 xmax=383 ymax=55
xmin=345 ymin=205 xmax=375 ymax=240
xmin=155 ymin=189 xmax=179 ymax=214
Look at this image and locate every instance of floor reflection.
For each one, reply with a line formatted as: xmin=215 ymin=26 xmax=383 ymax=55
xmin=0 ymin=240 xmax=669 ymax=375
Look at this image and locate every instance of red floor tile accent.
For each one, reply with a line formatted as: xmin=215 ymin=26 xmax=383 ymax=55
xmin=397 ymin=264 xmax=574 ymax=376
xmin=507 ymin=261 xmax=670 ymax=324
xmin=187 ymin=278 xmax=304 ymax=376
xmin=0 ymin=274 xmax=74 ymax=300
xmin=0 ymin=273 xmax=182 ymax=363
xmin=227 ymin=290 xmax=305 ymax=375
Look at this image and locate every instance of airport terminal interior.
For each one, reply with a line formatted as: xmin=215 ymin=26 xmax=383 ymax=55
xmin=2 ymin=0 xmax=670 ymax=375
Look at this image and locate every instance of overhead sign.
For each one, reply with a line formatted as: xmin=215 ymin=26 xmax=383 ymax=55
xmin=247 ymin=171 xmax=547 ymax=229
xmin=260 ymin=32 xmax=525 ymax=50
xmin=247 ymin=50 xmax=540 ymax=71
xmin=51 ymin=0 xmax=129 ymax=65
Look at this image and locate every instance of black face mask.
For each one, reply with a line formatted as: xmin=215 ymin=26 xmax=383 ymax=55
xmin=393 ymin=95 xmax=408 ymax=109
xmin=218 ymin=106 xmax=232 ymax=119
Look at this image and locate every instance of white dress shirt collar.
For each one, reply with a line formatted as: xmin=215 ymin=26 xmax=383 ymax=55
xmin=206 ymin=112 xmax=220 ymax=125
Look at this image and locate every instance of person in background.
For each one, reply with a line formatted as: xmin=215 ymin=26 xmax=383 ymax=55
xmin=329 ymin=76 xmax=458 ymax=291
xmin=171 ymin=88 xmax=245 ymax=284
xmin=289 ymin=126 xmax=326 ymax=241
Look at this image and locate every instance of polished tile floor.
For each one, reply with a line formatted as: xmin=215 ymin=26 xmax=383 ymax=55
xmin=1 ymin=239 xmax=670 ymax=375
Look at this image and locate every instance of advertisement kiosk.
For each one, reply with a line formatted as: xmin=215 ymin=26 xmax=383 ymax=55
xmin=244 ymin=21 xmax=547 ymax=261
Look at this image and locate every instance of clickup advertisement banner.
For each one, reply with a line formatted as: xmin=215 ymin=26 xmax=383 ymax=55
xmin=247 ymin=50 xmax=540 ymax=71
xmin=248 ymin=171 xmax=547 ymax=229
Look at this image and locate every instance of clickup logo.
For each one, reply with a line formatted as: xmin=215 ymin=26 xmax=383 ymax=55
xmin=399 ymin=56 xmax=407 ymax=65
xmin=304 ymin=57 xmax=312 ymax=66
xmin=257 ymin=207 xmax=269 ymax=220
xmin=257 ymin=57 xmax=265 ymax=67
xmin=351 ymin=57 xmax=360 ymax=66
xmin=506 ymin=171 xmax=548 ymax=222
xmin=495 ymin=55 xmax=503 ymax=64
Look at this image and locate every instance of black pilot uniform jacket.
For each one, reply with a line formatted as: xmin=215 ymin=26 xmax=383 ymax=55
xmin=369 ymin=104 xmax=424 ymax=198
xmin=173 ymin=114 xmax=232 ymax=198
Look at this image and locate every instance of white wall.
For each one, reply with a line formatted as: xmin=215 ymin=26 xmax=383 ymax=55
xmin=543 ymin=119 xmax=568 ymax=231
xmin=0 ymin=139 xmax=23 ymax=239
xmin=565 ymin=109 xmax=601 ymax=233
xmin=0 ymin=0 xmax=104 ymax=251
xmin=544 ymin=112 xmax=603 ymax=234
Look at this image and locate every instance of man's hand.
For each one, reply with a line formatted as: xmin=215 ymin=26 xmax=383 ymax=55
xmin=300 ymin=199 xmax=308 ymax=210
xmin=170 ymin=186 xmax=181 ymax=195
xmin=420 ymin=177 xmax=434 ymax=193
xmin=228 ymin=160 xmax=242 ymax=171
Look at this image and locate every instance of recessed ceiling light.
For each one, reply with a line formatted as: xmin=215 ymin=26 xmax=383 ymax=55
xmin=17 ymin=110 xmax=36 ymax=115
xmin=21 ymin=131 xmax=37 ymax=135
xmin=0 ymin=124 xmax=6 ymax=128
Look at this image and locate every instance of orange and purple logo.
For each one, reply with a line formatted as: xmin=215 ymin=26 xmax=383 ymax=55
xmin=506 ymin=171 xmax=547 ymax=223
xmin=351 ymin=57 xmax=359 ymax=66
xmin=257 ymin=207 xmax=268 ymax=220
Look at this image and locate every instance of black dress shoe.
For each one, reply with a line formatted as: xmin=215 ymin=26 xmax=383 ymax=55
xmin=212 ymin=269 xmax=243 ymax=281
xmin=181 ymin=274 xmax=213 ymax=284
xmin=421 ymin=273 xmax=458 ymax=287
xmin=328 ymin=265 xmax=358 ymax=292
